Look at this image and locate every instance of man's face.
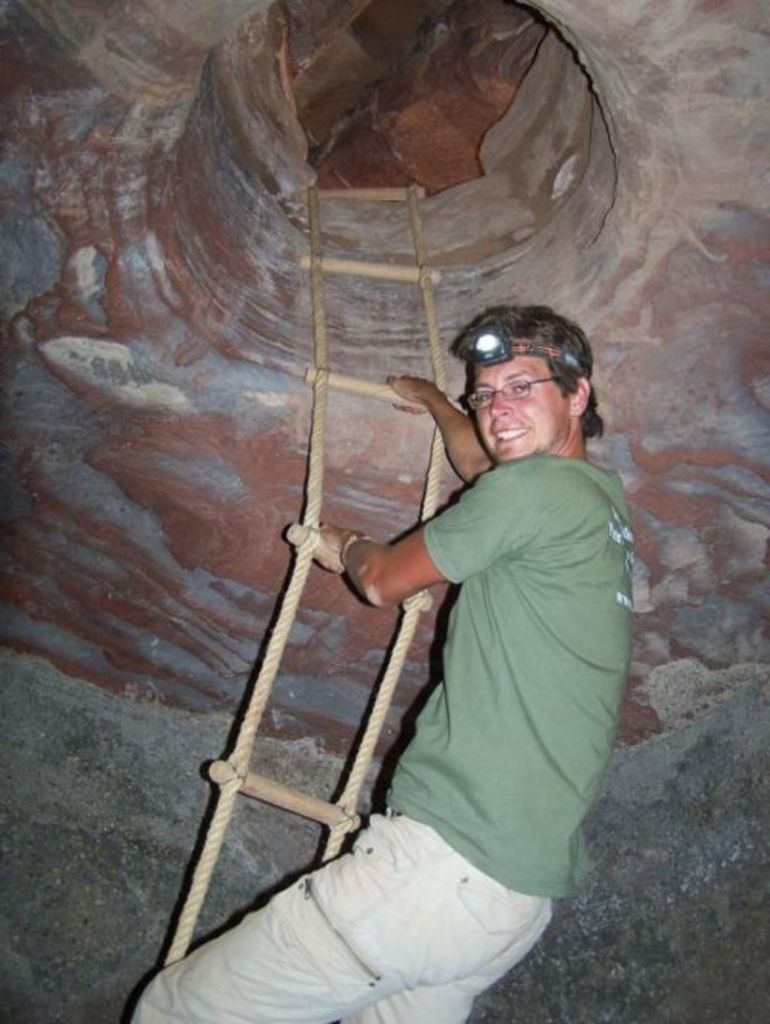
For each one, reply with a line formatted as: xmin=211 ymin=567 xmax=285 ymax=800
xmin=473 ymin=355 xmax=589 ymax=463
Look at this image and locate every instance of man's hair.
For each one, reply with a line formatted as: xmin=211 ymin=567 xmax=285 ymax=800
xmin=451 ymin=304 xmax=604 ymax=439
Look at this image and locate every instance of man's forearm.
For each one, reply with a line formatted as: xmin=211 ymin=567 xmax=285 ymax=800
xmin=317 ymin=525 xmax=446 ymax=606
xmin=420 ymin=391 xmax=491 ymax=482
xmin=389 ymin=376 xmax=491 ymax=482
xmin=344 ymin=529 xmax=445 ymax=606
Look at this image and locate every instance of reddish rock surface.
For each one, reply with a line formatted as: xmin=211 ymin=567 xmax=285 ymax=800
xmin=1 ymin=0 xmax=768 ymax=759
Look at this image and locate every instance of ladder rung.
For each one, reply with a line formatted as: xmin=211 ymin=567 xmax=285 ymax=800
xmin=300 ymin=254 xmax=440 ymax=284
xmin=238 ymin=769 xmax=352 ymax=828
xmin=315 ymin=187 xmax=425 ymax=202
xmin=303 ymin=368 xmax=423 ymax=409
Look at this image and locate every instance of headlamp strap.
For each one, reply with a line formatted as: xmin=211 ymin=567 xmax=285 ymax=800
xmin=510 ymin=342 xmax=581 ymax=370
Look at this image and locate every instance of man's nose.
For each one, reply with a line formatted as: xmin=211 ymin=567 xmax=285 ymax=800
xmin=489 ymin=388 xmax=512 ymax=412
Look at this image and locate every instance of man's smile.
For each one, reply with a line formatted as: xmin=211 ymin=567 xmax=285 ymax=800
xmin=493 ymin=426 xmax=529 ymax=442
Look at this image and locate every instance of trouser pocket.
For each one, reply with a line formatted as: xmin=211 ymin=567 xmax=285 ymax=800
xmin=300 ymin=877 xmax=382 ymax=989
xmin=456 ymin=872 xmax=546 ymax=936
xmin=453 ymin=871 xmax=552 ymax=985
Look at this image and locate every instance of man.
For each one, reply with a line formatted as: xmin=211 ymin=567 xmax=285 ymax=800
xmin=134 ymin=305 xmax=634 ymax=1023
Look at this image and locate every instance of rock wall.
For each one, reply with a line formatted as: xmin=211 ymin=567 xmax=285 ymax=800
xmin=3 ymin=0 xmax=765 ymax=753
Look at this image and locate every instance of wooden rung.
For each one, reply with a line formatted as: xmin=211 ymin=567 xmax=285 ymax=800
xmin=239 ymin=770 xmax=351 ymax=828
xmin=304 ymin=368 xmax=423 ymax=410
xmin=315 ymin=187 xmax=425 ymax=202
xmin=300 ymin=254 xmax=440 ymax=284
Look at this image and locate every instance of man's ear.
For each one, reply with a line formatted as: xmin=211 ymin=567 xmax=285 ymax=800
xmin=569 ymin=377 xmax=591 ymax=418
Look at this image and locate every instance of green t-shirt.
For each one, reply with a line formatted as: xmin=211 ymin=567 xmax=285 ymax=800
xmin=389 ymin=455 xmax=634 ymax=897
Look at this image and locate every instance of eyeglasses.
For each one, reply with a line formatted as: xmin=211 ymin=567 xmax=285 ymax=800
xmin=466 ymin=377 xmax=556 ymax=410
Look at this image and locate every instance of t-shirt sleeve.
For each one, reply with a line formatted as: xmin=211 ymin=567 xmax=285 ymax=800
xmin=424 ymin=461 xmax=539 ymax=583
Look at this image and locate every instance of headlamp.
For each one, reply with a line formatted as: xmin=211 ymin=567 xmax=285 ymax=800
xmin=461 ymin=322 xmax=583 ymax=371
xmin=464 ymin=328 xmax=510 ymax=366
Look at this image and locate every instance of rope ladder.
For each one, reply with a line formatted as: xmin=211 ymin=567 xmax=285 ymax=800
xmin=164 ymin=183 xmax=446 ymax=964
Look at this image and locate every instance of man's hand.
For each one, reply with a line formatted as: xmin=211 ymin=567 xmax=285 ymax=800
xmin=314 ymin=524 xmax=346 ymax=573
xmin=387 ymin=375 xmax=444 ymax=415
xmin=315 ymin=524 xmax=366 ymax=574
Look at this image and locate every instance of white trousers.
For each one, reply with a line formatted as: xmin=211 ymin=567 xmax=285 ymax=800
xmin=134 ymin=814 xmax=551 ymax=1024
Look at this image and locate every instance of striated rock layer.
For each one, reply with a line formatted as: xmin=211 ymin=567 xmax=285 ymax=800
xmin=1 ymin=0 xmax=768 ymax=762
